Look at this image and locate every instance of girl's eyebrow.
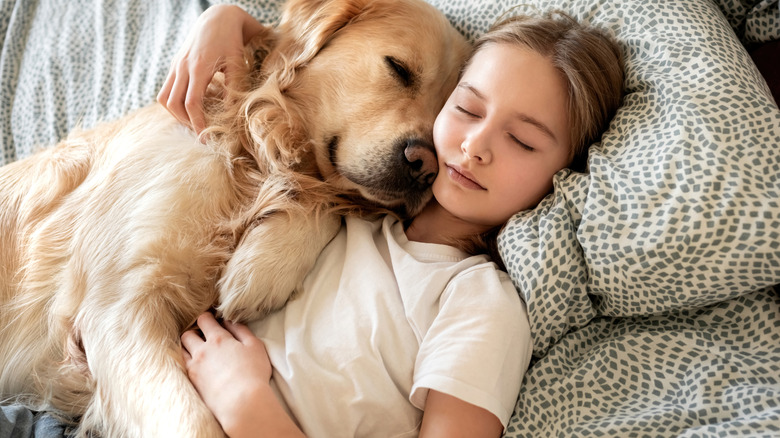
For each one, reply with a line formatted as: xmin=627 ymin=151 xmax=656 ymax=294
xmin=513 ymin=112 xmax=558 ymax=143
xmin=458 ymin=82 xmax=485 ymax=99
xmin=458 ymin=82 xmax=559 ymax=144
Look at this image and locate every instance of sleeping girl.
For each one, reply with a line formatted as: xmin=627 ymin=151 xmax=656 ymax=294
xmin=162 ymin=5 xmax=625 ymax=437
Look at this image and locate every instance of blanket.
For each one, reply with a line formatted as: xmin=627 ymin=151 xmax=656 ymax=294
xmin=1 ymin=0 xmax=779 ymax=436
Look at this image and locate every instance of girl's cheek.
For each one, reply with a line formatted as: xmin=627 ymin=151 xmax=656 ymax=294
xmin=432 ymin=114 xmax=449 ymax=154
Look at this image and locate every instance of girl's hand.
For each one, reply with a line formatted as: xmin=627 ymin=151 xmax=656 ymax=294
xmin=158 ymin=5 xmax=264 ymax=135
xmin=181 ymin=312 xmax=272 ymax=434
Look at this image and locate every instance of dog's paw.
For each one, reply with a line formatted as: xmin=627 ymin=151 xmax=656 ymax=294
xmin=215 ymin=223 xmax=313 ymax=321
xmin=216 ymin=263 xmax=297 ymax=322
xmin=216 ymin=211 xmax=340 ymax=322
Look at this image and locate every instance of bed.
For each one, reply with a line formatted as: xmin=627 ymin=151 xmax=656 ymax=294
xmin=1 ymin=0 xmax=779 ymax=436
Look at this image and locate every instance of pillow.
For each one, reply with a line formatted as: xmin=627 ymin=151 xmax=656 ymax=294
xmin=459 ymin=0 xmax=780 ymax=357
xmin=710 ymin=0 xmax=779 ymax=43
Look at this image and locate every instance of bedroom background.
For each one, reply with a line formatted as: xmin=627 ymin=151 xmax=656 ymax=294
xmin=1 ymin=0 xmax=778 ymax=436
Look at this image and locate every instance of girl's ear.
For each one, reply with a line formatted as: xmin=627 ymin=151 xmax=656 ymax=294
xmin=276 ymin=0 xmax=372 ymax=71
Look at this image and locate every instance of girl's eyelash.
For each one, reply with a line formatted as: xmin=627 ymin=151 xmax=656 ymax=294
xmin=509 ymin=134 xmax=534 ymax=151
xmin=455 ymin=105 xmax=478 ymax=117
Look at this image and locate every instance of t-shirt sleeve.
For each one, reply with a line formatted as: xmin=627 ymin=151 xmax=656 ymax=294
xmin=409 ymin=265 xmax=532 ymax=429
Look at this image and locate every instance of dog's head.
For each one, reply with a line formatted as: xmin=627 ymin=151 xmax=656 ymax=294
xmin=263 ymin=0 xmax=470 ymax=215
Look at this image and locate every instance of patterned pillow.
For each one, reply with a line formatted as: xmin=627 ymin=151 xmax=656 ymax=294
xmin=711 ymin=0 xmax=780 ymax=43
xmin=444 ymin=0 xmax=780 ymax=357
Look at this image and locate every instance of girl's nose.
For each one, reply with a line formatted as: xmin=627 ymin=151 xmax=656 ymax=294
xmin=461 ymin=127 xmax=492 ymax=163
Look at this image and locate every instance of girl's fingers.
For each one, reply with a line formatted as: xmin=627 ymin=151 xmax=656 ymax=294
xmin=166 ymin=67 xmax=193 ymax=129
xmin=180 ymin=329 xmax=204 ymax=354
xmin=184 ymin=69 xmax=213 ymax=134
xmin=157 ymin=67 xmax=175 ymax=107
xmin=223 ymin=320 xmax=259 ymax=345
xmin=158 ymin=60 xmax=221 ymax=136
xmin=180 ymin=345 xmax=193 ymax=363
xmin=195 ymin=312 xmax=226 ymax=336
xmin=222 ymin=54 xmax=246 ymax=88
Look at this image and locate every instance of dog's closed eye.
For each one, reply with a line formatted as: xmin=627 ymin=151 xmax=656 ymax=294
xmin=385 ymin=56 xmax=413 ymax=88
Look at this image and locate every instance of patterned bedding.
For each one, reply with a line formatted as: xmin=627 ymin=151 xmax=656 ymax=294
xmin=1 ymin=0 xmax=779 ymax=436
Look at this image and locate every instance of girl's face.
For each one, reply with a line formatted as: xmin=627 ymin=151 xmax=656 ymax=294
xmin=432 ymin=42 xmax=572 ymax=228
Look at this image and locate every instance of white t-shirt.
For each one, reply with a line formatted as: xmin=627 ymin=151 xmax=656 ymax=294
xmin=249 ymin=215 xmax=532 ymax=437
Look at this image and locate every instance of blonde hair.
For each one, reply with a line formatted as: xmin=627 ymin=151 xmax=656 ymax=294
xmin=461 ymin=12 xmax=625 ymax=267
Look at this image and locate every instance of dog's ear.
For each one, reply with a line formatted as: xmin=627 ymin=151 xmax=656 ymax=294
xmin=276 ymin=0 xmax=372 ymax=70
xmin=233 ymin=0 xmax=375 ymax=171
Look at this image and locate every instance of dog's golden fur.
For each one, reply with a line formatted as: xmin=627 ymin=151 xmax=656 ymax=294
xmin=0 ymin=0 xmax=468 ymax=436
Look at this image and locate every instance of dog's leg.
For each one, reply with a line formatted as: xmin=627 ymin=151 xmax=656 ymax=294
xmin=74 ymin=280 xmax=224 ymax=438
xmin=217 ymin=209 xmax=341 ymax=322
xmin=0 ymin=139 xmax=95 ymax=406
xmin=67 ymin=228 xmax=230 ymax=438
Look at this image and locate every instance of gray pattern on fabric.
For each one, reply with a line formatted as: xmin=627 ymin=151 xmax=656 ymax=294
xmin=1 ymin=0 xmax=779 ymax=437
xmin=506 ymin=287 xmax=780 ymax=437
xmin=745 ymin=0 xmax=780 ymax=41
xmin=1 ymin=1 xmax=201 ymax=165
xmin=712 ymin=0 xmax=780 ymax=43
xmin=0 ymin=0 xmax=284 ymax=166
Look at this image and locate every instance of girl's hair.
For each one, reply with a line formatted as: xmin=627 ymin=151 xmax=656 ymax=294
xmin=461 ymin=12 xmax=625 ymax=268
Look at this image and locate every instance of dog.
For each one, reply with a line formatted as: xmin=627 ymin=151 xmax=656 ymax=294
xmin=0 ymin=0 xmax=469 ymax=436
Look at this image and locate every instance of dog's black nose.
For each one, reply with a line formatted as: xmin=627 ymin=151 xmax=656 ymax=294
xmin=403 ymin=139 xmax=437 ymax=186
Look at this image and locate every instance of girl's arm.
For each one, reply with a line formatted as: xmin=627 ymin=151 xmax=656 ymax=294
xmin=419 ymin=390 xmax=504 ymax=438
xmin=181 ymin=312 xmax=305 ymax=438
xmin=181 ymin=313 xmax=504 ymax=438
xmin=415 ymin=269 xmax=530 ymax=438
xmin=158 ymin=4 xmax=266 ymax=135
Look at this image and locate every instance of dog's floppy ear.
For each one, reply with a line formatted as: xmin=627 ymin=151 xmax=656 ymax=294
xmin=276 ymin=0 xmax=371 ymax=70
xmin=232 ymin=0 xmax=374 ymax=172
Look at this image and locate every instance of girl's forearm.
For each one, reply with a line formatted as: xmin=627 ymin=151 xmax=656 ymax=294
xmin=220 ymin=381 xmax=305 ymax=438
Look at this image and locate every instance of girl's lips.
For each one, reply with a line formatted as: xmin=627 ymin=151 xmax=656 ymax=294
xmin=446 ymin=164 xmax=485 ymax=190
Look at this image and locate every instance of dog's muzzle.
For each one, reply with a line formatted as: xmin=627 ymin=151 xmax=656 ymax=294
xmin=330 ymin=135 xmax=438 ymax=215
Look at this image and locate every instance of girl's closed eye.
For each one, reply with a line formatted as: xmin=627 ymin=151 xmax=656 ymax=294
xmin=508 ymin=133 xmax=534 ymax=151
xmin=455 ymin=105 xmax=480 ymax=118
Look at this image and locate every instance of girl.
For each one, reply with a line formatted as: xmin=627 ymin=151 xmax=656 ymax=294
xmin=164 ymin=5 xmax=624 ymax=438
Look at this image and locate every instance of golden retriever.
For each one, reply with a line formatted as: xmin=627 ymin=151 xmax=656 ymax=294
xmin=0 ymin=0 xmax=469 ymax=436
